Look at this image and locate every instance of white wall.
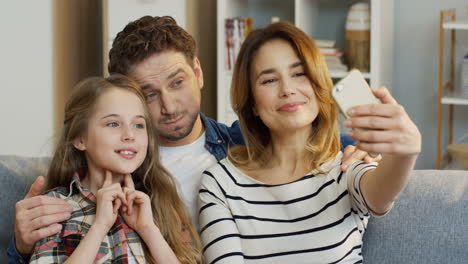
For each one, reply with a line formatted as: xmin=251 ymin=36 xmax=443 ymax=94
xmin=393 ymin=0 xmax=468 ymax=169
xmin=0 ymin=1 xmax=54 ymax=157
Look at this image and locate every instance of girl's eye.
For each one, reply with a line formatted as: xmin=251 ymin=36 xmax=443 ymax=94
xmin=135 ymin=123 xmax=145 ymax=129
xmin=107 ymin=122 xmax=118 ymax=127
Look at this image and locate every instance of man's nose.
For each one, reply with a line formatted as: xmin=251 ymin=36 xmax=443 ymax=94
xmin=160 ymin=92 xmax=177 ymax=115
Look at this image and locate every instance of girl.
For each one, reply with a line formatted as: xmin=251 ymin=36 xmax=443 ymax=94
xmin=198 ymin=22 xmax=421 ymax=263
xmin=30 ymin=75 xmax=201 ymax=263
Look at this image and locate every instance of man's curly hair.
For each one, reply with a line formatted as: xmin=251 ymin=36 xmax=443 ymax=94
xmin=108 ymin=16 xmax=196 ymax=75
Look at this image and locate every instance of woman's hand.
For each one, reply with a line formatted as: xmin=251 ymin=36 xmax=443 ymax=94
xmin=120 ymin=174 xmax=156 ymax=233
xmin=94 ymin=170 xmax=127 ymax=231
xmin=345 ymin=87 xmax=421 ymax=157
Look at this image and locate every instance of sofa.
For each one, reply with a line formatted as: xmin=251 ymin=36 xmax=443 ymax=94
xmin=1 ymin=155 xmax=467 ymax=263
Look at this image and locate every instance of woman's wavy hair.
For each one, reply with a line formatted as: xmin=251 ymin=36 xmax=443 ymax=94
xmin=45 ymin=74 xmax=202 ymax=263
xmin=229 ymin=21 xmax=340 ymax=172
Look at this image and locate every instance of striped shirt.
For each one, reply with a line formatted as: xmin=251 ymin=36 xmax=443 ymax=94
xmin=198 ymin=153 xmax=379 ymax=264
xmin=29 ymin=172 xmax=147 ymax=264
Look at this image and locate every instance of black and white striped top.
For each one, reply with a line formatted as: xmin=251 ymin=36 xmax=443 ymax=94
xmin=198 ymin=153 xmax=378 ymax=264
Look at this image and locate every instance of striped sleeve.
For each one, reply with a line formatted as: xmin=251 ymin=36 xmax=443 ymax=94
xmin=198 ymin=170 xmax=245 ymax=264
xmin=346 ymin=161 xmax=379 ymax=218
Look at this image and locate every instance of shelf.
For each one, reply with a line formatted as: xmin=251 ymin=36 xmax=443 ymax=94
xmin=443 ymin=21 xmax=468 ymax=30
xmin=330 ymin=71 xmax=371 ymax=79
xmin=441 ymin=92 xmax=468 ymax=105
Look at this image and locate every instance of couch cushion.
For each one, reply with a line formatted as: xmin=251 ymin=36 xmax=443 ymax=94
xmin=363 ymin=169 xmax=468 ymax=263
xmin=0 ymin=155 xmax=50 ymax=263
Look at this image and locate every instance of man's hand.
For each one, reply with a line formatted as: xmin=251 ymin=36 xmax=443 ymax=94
xmin=341 ymin=145 xmax=382 ymax=171
xmin=14 ymin=176 xmax=73 ymax=254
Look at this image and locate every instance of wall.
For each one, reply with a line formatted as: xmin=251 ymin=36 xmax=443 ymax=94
xmin=0 ymin=1 xmax=54 ymax=157
xmin=393 ymin=0 xmax=468 ymax=169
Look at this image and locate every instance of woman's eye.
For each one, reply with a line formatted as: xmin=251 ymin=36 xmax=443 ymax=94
xmin=261 ymin=78 xmax=276 ymax=85
xmin=107 ymin=122 xmax=118 ymax=127
xmin=294 ymin=72 xmax=305 ymax=77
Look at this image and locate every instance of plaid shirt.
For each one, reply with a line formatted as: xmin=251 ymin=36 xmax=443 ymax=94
xmin=29 ymin=172 xmax=147 ymax=264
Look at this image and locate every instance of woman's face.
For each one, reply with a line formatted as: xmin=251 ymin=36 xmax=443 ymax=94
xmin=250 ymin=39 xmax=318 ymax=135
xmin=74 ymin=87 xmax=149 ymax=175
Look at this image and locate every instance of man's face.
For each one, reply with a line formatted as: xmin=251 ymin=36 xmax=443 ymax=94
xmin=129 ymin=51 xmax=204 ymax=146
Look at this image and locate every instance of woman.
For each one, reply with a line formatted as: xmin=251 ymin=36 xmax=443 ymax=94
xmin=198 ymin=22 xmax=420 ymax=263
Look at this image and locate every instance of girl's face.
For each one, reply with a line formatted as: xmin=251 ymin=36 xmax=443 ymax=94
xmin=75 ymin=87 xmax=149 ymax=175
xmin=250 ymin=39 xmax=318 ymax=135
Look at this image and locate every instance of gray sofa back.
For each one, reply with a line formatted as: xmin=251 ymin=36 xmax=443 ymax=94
xmin=1 ymin=156 xmax=467 ymax=263
xmin=363 ymin=169 xmax=468 ymax=263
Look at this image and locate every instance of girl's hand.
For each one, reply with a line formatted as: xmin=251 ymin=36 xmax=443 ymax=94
xmin=120 ymin=174 xmax=155 ymax=233
xmin=94 ymin=170 xmax=127 ymax=231
xmin=345 ymin=87 xmax=421 ymax=156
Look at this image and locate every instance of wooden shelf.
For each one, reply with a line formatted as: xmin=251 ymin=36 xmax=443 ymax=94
xmin=441 ymin=92 xmax=468 ymax=105
xmin=443 ymin=21 xmax=468 ymax=30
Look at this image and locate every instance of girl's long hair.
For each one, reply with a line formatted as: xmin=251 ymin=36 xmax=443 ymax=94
xmin=229 ymin=21 xmax=340 ymax=172
xmin=46 ymin=74 xmax=202 ymax=263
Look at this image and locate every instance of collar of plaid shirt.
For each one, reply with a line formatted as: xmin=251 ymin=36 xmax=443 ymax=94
xmin=29 ymin=171 xmax=147 ymax=264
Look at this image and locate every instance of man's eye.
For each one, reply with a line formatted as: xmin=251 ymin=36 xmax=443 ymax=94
xmin=146 ymin=92 xmax=156 ymax=98
xmin=172 ymin=79 xmax=183 ymax=88
xmin=107 ymin=122 xmax=118 ymax=127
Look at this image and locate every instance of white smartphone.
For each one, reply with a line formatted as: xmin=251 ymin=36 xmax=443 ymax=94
xmin=332 ymin=69 xmax=380 ymax=119
xmin=332 ymin=69 xmax=381 ymax=157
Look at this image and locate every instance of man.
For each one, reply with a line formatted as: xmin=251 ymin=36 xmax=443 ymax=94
xmin=8 ymin=16 xmax=376 ymax=263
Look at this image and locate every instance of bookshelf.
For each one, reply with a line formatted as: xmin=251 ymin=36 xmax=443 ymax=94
xmin=436 ymin=9 xmax=468 ymax=169
xmin=101 ymin=0 xmax=186 ymax=75
xmin=216 ymin=0 xmax=394 ymax=125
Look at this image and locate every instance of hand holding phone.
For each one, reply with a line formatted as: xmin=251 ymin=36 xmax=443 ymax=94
xmin=332 ymin=69 xmax=381 ymax=157
xmin=332 ymin=69 xmax=380 ymax=119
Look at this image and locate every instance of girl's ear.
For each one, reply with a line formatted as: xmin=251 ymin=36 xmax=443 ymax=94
xmin=72 ymin=136 xmax=86 ymax=151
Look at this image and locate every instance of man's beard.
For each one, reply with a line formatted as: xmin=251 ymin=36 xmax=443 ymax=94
xmin=158 ymin=111 xmax=199 ymax=141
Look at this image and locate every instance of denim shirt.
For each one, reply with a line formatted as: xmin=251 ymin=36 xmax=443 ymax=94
xmin=7 ymin=112 xmax=355 ymax=264
xmin=201 ymin=112 xmax=355 ymax=160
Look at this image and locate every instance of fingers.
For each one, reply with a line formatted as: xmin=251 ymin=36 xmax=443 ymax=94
xmin=113 ymin=198 xmax=121 ymax=214
xmin=372 ymin=87 xmax=398 ymax=105
xmin=341 ymin=145 xmax=368 ymax=171
xmin=30 ymin=223 xmax=63 ymax=240
xmin=29 ymin=212 xmax=71 ymax=232
xmin=125 ymin=189 xmax=136 ymax=215
xmin=17 ymin=195 xmax=71 ymax=211
xmin=123 ymin=174 xmax=135 ymax=190
xmin=102 ymin=170 xmax=113 ymax=188
xmin=348 ymin=129 xmax=397 ymax=143
xmin=24 ymin=202 xmax=73 ymax=222
xmin=25 ymin=176 xmax=46 ymax=199
xmin=364 ymin=154 xmax=382 ymax=163
xmin=348 ymin=103 xmax=403 ymax=118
